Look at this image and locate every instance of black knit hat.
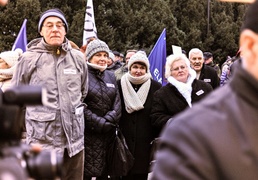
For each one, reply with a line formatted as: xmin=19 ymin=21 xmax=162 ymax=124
xmin=241 ymin=0 xmax=258 ymax=33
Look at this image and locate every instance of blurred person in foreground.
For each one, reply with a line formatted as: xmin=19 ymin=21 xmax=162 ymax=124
xmin=11 ymin=9 xmax=88 ymax=180
xmin=151 ymin=1 xmax=258 ymax=179
xmin=83 ymin=39 xmax=121 ymax=180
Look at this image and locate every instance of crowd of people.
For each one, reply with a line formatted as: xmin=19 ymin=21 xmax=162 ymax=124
xmin=0 ymin=0 xmax=257 ymax=179
xmin=151 ymin=1 xmax=258 ymax=180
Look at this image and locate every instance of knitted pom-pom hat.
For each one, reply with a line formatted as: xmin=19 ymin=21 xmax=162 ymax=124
xmin=128 ymin=51 xmax=150 ymax=73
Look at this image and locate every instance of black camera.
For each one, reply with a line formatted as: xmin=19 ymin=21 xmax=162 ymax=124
xmin=0 ymin=85 xmax=62 ymax=180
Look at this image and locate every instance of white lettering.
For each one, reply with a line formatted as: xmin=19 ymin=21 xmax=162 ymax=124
xmin=153 ymin=68 xmax=162 ymax=83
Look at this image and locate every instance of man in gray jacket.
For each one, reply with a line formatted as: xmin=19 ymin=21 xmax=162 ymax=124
xmin=151 ymin=1 xmax=258 ymax=179
xmin=11 ymin=9 xmax=88 ymax=180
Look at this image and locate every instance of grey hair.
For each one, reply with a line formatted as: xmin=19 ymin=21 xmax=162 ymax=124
xmin=165 ymin=54 xmax=191 ymax=78
xmin=188 ymin=48 xmax=203 ymax=59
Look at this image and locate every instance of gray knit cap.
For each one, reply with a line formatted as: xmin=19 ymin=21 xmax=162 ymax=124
xmin=85 ymin=39 xmax=110 ymax=61
xmin=38 ymin=8 xmax=68 ymax=33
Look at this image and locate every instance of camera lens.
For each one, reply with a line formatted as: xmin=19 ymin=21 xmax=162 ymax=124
xmin=26 ymin=150 xmax=62 ymax=179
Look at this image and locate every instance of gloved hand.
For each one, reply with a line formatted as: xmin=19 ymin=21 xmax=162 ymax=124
xmin=104 ymin=110 xmax=116 ymax=123
xmin=102 ymin=121 xmax=116 ymax=133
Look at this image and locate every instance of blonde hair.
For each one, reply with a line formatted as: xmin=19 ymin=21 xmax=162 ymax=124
xmin=165 ymin=54 xmax=191 ymax=78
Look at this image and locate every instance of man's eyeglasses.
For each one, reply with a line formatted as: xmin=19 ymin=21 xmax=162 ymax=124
xmin=43 ymin=22 xmax=65 ymax=30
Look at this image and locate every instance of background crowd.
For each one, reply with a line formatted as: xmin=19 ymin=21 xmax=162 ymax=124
xmin=0 ymin=0 xmax=249 ymax=66
xmin=0 ymin=0 xmax=254 ymax=180
xmin=0 ymin=8 xmax=242 ymax=180
xmin=151 ymin=1 xmax=258 ymax=179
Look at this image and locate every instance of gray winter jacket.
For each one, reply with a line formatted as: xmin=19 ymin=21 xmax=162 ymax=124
xmin=11 ymin=38 xmax=88 ymax=157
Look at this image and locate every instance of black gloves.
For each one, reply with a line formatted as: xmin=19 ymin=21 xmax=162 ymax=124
xmin=102 ymin=121 xmax=116 ymax=133
xmin=104 ymin=110 xmax=116 ymax=123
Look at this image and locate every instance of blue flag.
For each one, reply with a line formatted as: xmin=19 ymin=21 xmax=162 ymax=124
xmin=12 ymin=19 xmax=27 ymax=52
xmin=148 ymin=28 xmax=167 ymax=86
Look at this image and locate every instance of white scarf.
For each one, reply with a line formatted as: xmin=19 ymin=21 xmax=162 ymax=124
xmin=87 ymin=62 xmax=107 ymax=72
xmin=167 ymin=68 xmax=196 ymax=107
xmin=121 ymin=73 xmax=151 ymax=113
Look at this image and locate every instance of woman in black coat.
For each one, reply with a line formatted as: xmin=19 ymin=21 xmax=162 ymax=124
xmin=117 ymin=51 xmax=162 ymax=180
xmin=83 ymin=39 xmax=121 ymax=180
xmin=150 ymin=54 xmax=213 ymax=133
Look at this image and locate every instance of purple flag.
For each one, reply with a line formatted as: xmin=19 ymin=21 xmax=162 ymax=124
xmin=148 ymin=28 xmax=167 ymax=86
xmin=12 ymin=19 xmax=27 ymax=52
